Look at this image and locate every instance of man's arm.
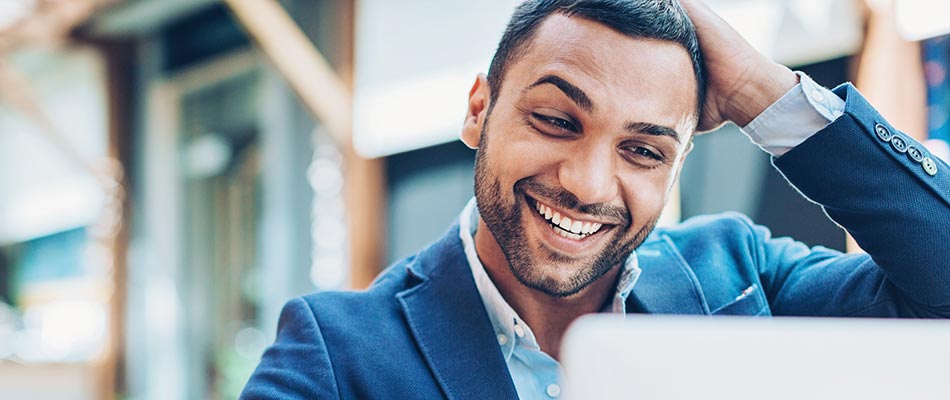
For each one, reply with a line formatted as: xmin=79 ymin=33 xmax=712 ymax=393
xmin=679 ymin=0 xmax=950 ymax=314
xmin=767 ymin=88 xmax=950 ymax=314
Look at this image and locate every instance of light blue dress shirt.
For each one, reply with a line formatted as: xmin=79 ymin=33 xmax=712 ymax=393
xmin=459 ymin=199 xmax=641 ymax=400
xmin=457 ymin=71 xmax=844 ymax=399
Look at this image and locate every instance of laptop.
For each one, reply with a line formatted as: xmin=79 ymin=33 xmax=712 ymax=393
xmin=560 ymin=315 xmax=950 ymax=400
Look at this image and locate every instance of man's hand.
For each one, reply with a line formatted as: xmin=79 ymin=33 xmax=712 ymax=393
xmin=679 ymin=0 xmax=800 ymax=132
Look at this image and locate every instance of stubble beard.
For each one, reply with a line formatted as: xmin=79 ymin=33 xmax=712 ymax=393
xmin=472 ymin=128 xmax=659 ymax=298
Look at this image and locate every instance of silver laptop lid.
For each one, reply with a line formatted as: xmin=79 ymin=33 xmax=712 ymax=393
xmin=561 ymin=315 xmax=950 ymax=400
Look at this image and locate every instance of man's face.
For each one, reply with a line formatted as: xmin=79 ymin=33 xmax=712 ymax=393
xmin=464 ymin=14 xmax=698 ymax=297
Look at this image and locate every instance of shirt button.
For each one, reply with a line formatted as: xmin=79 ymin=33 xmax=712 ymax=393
xmin=546 ymin=383 xmax=561 ymax=398
xmin=906 ymin=145 xmax=924 ymax=162
xmin=922 ymin=157 xmax=939 ymax=176
xmin=497 ymin=333 xmax=508 ymax=345
xmin=874 ymin=123 xmax=892 ymax=142
xmin=810 ymin=89 xmax=825 ymax=102
xmin=514 ymin=324 xmax=525 ymax=338
xmin=890 ymin=135 xmax=908 ymax=153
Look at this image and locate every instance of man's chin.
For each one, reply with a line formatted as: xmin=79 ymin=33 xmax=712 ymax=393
xmin=515 ymin=273 xmax=600 ymax=298
xmin=512 ymin=218 xmax=655 ymax=298
xmin=508 ymin=252 xmax=613 ymax=298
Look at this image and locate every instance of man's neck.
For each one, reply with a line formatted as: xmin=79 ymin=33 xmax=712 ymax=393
xmin=473 ymin=218 xmax=619 ymax=360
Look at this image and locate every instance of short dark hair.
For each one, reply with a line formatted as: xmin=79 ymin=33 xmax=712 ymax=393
xmin=487 ymin=0 xmax=705 ymax=118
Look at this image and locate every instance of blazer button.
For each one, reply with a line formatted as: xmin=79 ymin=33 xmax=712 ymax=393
xmin=922 ymin=157 xmax=938 ymax=176
xmin=906 ymin=145 xmax=924 ymax=163
xmin=874 ymin=123 xmax=892 ymax=142
xmin=890 ymin=135 xmax=908 ymax=153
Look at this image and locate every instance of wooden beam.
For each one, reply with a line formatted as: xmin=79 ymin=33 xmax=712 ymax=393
xmin=96 ymin=39 xmax=135 ymax=400
xmin=224 ymin=0 xmax=352 ymax=146
xmin=0 ymin=0 xmax=115 ymax=53
xmin=345 ymin=147 xmax=387 ymax=289
xmin=329 ymin=0 xmax=386 ymax=289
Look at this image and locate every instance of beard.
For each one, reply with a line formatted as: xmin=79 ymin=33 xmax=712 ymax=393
xmin=473 ymin=128 xmax=659 ymax=298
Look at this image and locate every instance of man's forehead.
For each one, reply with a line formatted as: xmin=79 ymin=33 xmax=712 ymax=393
xmin=506 ymin=14 xmax=698 ymax=129
xmin=528 ymin=14 xmax=677 ymax=55
xmin=514 ymin=14 xmax=696 ymax=88
xmin=524 ymin=14 xmax=618 ymax=73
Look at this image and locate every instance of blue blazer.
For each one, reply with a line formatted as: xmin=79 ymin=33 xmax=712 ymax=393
xmin=241 ymin=84 xmax=950 ymax=399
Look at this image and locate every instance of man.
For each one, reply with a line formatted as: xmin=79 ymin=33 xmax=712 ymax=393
xmin=242 ymin=0 xmax=950 ymax=398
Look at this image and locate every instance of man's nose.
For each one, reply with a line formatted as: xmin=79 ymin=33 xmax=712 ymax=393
xmin=557 ymin=144 xmax=619 ymax=205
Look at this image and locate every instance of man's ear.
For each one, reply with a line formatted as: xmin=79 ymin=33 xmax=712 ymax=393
xmin=461 ymin=73 xmax=490 ymax=149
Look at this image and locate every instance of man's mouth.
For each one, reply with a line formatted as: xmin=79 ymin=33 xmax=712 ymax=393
xmin=530 ymin=197 xmax=608 ymax=241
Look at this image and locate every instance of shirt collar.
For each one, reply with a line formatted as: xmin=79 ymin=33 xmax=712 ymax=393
xmin=458 ymin=197 xmax=642 ymax=361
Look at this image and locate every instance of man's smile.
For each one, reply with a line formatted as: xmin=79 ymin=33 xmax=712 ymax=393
xmin=533 ymin=197 xmax=605 ymax=239
xmin=523 ymin=194 xmax=618 ymax=254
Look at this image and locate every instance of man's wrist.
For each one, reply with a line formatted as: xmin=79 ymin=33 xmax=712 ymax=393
xmin=726 ymin=64 xmax=799 ymax=127
xmin=740 ymin=71 xmax=845 ymax=157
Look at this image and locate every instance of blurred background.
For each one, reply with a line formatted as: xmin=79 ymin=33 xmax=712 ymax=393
xmin=0 ymin=0 xmax=948 ymax=398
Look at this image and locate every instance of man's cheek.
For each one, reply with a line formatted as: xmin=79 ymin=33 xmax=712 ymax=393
xmin=625 ymin=187 xmax=666 ymax=225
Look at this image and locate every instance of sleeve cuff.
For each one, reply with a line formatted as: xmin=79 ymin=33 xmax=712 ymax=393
xmin=741 ymin=71 xmax=846 ymax=157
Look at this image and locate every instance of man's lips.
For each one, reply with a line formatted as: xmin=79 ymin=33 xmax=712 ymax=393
xmin=525 ymin=195 xmax=616 ymax=242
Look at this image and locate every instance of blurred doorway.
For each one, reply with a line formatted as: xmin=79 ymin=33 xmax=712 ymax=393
xmin=178 ymin=66 xmax=263 ymax=399
xmin=138 ymin=50 xmax=268 ymax=400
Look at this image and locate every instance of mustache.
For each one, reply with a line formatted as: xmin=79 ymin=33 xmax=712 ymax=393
xmin=514 ymin=179 xmax=631 ymax=226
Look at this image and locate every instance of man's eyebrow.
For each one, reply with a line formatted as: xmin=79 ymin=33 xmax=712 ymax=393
xmin=526 ymin=75 xmax=593 ymax=113
xmin=625 ymin=121 xmax=682 ymax=144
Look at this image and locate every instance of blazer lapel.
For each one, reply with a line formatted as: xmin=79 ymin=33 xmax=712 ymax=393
xmin=627 ymin=235 xmax=711 ymax=315
xmin=397 ymin=224 xmax=519 ymax=400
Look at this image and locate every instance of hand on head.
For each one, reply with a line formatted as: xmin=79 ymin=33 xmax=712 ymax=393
xmin=678 ymin=0 xmax=799 ymax=132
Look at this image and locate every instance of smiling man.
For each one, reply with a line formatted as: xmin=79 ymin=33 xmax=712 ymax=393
xmin=242 ymin=1 xmax=950 ymax=399
xmin=463 ymin=10 xmax=701 ymax=362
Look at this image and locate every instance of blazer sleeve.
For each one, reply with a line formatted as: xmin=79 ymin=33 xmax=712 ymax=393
xmin=760 ymin=83 xmax=950 ymax=318
xmin=240 ymin=297 xmax=341 ymax=399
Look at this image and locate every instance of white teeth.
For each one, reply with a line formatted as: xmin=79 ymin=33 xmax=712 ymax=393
xmin=570 ymin=220 xmax=583 ymax=234
xmin=555 ymin=227 xmax=582 ymax=240
xmin=533 ymin=199 xmax=608 ymax=239
xmin=559 ymin=216 xmax=573 ymax=231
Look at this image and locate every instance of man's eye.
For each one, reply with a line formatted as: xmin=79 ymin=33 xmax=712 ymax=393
xmin=622 ymin=146 xmax=664 ymax=165
xmin=632 ymin=147 xmax=661 ymax=160
xmin=532 ymin=112 xmax=577 ymax=133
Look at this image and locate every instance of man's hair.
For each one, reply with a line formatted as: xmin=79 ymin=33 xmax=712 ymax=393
xmin=487 ymin=0 xmax=705 ymax=118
